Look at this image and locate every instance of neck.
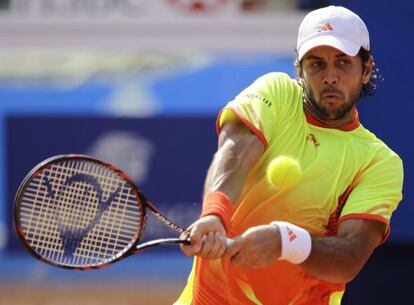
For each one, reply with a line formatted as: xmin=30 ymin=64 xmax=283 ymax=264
xmin=303 ymin=100 xmax=356 ymax=129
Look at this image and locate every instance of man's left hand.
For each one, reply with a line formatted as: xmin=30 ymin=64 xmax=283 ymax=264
xmin=225 ymin=224 xmax=282 ymax=269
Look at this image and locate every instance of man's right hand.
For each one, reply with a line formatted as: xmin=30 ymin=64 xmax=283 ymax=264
xmin=180 ymin=215 xmax=227 ymax=259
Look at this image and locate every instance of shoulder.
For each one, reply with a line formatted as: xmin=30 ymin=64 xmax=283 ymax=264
xmin=238 ymin=72 xmax=303 ymax=109
xmin=252 ymin=72 xmax=301 ymax=92
xmin=354 ymin=126 xmax=403 ymax=170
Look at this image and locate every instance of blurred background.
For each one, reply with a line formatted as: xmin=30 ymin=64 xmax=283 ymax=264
xmin=0 ymin=0 xmax=412 ymax=304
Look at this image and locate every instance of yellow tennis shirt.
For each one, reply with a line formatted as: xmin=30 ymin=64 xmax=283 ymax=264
xmin=175 ymin=72 xmax=404 ymax=305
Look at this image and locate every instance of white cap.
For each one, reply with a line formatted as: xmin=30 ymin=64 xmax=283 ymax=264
xmin=297 ymin=6 xmax=370 ymax=60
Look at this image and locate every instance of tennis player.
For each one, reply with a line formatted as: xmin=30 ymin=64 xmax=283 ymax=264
xmin=176 ymin=5 xmax=404 ymax=305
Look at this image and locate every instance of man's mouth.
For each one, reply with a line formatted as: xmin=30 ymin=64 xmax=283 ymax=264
xmin=323 ymin=93 xmax=341 ymax=99
xmin=321 ymin=89 xmax=343 ymax=101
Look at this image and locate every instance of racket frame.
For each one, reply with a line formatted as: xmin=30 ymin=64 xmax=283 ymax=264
xmin=13 ymin=154 xmax=189 ymax=270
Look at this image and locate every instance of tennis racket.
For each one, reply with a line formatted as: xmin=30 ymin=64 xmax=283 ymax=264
xmin=13 ymin=154 xmax=191 ymax=270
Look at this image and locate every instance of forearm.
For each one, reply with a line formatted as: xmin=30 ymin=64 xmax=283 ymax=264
xmin=302 ymin=235 xmax=367 ymax=283
xmin=204 ymin=141 xmax=251 ymax=204
xmin=301 ymin=219 xmax=384 ymax=283
xmin=203 ymin=122 xmax=264 ymax=204
xmin=181 ymin=123 xmax=263 ymax=258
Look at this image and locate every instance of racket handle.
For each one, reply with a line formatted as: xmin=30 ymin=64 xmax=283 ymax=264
xmin=134 ymin=238 xmax=189 ymax=253
xmin=199 ymin=235 xmax=234 ymax=247
xmin=226 ymin=238 xmax=235 ymax=248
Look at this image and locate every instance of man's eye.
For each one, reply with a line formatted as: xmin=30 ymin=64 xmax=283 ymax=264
xmin=310 ymin=62 xmax=322 ymax=68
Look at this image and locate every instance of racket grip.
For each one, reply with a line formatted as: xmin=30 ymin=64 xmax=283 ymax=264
xmin=226 ymin=238 xmax=235 ymax=248
xmin=199 ymin=235 xmax=234 ymax=247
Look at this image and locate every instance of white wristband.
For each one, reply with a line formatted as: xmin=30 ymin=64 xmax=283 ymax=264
xmin=271 ymin=221 xmax=312 ymax=264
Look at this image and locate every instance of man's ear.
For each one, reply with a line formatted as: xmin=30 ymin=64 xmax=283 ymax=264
xmin=362 ymin=56 xmax=374 ymax=85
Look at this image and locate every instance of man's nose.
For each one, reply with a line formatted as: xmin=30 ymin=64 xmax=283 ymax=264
xmin=323 ymin=68 xmax=339 ymax=85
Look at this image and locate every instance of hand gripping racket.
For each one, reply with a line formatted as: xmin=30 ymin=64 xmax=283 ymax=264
xmin=13 ymin=154 xmax=191 ymax=270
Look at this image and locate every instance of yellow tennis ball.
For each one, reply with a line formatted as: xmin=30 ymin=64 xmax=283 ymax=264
xmin=267 ymin=156 xmax=301 ymax=190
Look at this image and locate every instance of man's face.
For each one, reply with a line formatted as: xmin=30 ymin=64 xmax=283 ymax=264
xmin=299 ymin=46 xmax=372 ymax=121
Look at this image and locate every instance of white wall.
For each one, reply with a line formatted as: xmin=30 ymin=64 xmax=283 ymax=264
xmin=0 ymin=0 xmax=305 ymax=52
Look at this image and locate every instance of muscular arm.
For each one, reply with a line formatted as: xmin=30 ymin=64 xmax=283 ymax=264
xmin=180 ymin=119 xmax=264 ymax=258
xmin=302 ymin=218 xmax=386 ymax=283
xmin=204 ymin=120 xmax=264 ymax=203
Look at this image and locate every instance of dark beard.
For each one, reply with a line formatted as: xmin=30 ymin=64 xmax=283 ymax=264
xmin=302 ymin=82 xmax=359 ymax=121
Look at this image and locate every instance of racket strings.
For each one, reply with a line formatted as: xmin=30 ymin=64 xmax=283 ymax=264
xmin=18 ymin=159 xmax=143 ymax=267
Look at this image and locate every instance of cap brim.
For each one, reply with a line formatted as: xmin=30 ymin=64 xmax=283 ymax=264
xmin=298 ymin=35 xmax=361 ymax=60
